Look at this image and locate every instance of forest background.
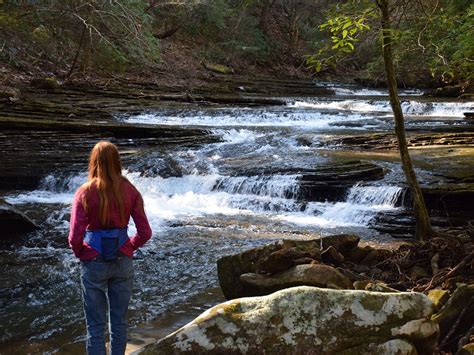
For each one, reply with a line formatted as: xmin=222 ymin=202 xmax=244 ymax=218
xmin=0 ymin=0 xmax=472 ymax=92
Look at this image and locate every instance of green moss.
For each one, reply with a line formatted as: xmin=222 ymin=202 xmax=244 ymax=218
xmin=359 ymin=294 xmax=386 ymax=312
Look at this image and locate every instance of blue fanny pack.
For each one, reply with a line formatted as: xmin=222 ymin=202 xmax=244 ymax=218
xmin=84 ymin=227 xmax=129 ymax=262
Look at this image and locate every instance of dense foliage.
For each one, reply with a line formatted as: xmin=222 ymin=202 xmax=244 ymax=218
xmin=0 ymin=0 xmax=160 ymax=76
xmin=308 ymin=0 xmax=473 ymax=87
xmin=0 ymin=0 xmax=472 ymax=86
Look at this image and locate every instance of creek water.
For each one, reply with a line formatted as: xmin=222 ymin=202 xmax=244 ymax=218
xmin=1 ymin=83 xmax=472 ymax=353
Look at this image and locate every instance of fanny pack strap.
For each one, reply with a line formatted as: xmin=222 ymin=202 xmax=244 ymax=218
xmin=84 ymin=227 xmax=129 ymax=255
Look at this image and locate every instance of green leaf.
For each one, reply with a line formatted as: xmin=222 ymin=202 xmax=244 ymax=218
xmin=343 ymin=21 xmax=352 ymax=29
xmin=343 ymin=30 xmax=348 ymax=38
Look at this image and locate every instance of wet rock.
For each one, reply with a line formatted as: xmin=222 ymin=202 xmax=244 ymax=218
xmin=240 ymin=264 xmax=353 ymax=295
xmin=321 ymin=246 xmax=344 ymax=265
xmin=139 ymin=156 xmax=184 ymax=178
xmin=217 ymin=235 xmax=358 ymax=299
xmin=0 ymin=199 xmax=39 ymax=246
xmin=142 ymin=286 xmax=438 ymax=354
xmin=298 ymin=161 xmax=386 ymax=202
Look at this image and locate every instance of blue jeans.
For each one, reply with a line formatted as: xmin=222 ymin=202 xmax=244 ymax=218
xmin=81 ymin=255 xmax=134 ymax=355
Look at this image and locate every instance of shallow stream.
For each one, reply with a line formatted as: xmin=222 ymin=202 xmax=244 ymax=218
xmin=1 ymin=83 xmax=472 ymax=353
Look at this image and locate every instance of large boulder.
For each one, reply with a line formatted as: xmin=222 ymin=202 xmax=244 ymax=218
xmin=217 ymin=235 xmax=360 ymax=299
xmin=141 ymin=286 xmax=438 ymax=354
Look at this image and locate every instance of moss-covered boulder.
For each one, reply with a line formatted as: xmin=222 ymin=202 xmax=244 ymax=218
xmin=141 ymin=286 xmax=438 ymax=354
xmin=217 ymin=235 xmax=359 ymax=299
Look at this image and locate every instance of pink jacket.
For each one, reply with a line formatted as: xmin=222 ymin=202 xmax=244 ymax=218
xmin=68 ymin=179 xmax=152 ymax=260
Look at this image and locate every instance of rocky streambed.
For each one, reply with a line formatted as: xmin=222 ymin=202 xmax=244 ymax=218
xmin=0 ymin=78 xmax=473 ymax=353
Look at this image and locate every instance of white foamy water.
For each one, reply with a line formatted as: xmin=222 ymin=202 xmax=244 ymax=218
xmin=276 ymin=185 xmax=402 ymax=227
xmin=216 ymin=128 xmax=265 ymax=144
xmin=290 ymin=99 xmax=473 ymax=117
xmin=121 ymin=109 xmax=373 ymax=129
xmin=5 ymin=174 xmax=86 ymax=205
xmin=334 ymin=87 xmax=424 ymax=96
xmin=7 ymin=172 xmax=402 ymax=230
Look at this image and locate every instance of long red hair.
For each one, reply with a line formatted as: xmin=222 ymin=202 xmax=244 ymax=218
xmin=83 ymin=141 xmax=126 ymax=227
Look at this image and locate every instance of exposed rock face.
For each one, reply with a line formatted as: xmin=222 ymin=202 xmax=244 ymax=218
xmin=141 ymin=286 xmax=438 ymax=355
xmin=217 ymin=235 xmax=360 ymax=299
xmin=0 ymin=128 xmax=218 ymax=189
xmin=0 ymin=199 xmax=38 ymax=246
xmin=298 ymin=161 xmax=386 ymax=202
xmin=319 ymin=132 xmax=474 ymax=150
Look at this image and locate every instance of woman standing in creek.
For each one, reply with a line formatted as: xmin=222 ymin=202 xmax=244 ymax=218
xmin=68 ymin=141 xmax=152 ymax=355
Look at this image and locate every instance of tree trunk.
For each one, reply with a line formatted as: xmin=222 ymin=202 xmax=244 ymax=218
xmin=67 ymin=23 xmax=86 ymax=80
xmin=378 ymin=0 xmax=434 ymax=241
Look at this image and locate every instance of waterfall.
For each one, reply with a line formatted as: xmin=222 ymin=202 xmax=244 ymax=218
xmin=347 ymin=185 xmax=403 ymax=206
xmin=310 ymin=186 xmax=403 ymax=226
xmin=214 ymin=175 xmax=299 ymax=199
